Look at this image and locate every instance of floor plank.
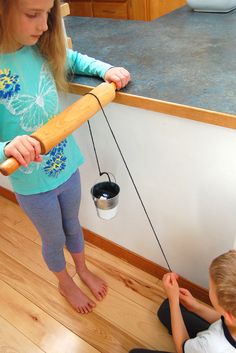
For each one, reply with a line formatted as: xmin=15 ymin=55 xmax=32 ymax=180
xmin=73 ymin=276 xmax=175 ymax=352
xmin=0 ymin=315 xmax=44 ymax=353
xmin=0 ymin=280 xmax=100 ymax=353
xmin=0 ymin=222 xmax=75 ymax=283
xmin=0 ymin=195 xmax=38 ymax=242
xmin=0 ymin=196 xmax=176 ymax=353
xmin=78 ymin=247 xmax=166 ymax=313
xmin=0 ymin=250 xmax=151 ymax=353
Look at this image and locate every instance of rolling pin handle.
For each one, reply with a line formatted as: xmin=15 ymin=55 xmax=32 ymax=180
xmin=0 ymin=157 xmax=21 ymax=176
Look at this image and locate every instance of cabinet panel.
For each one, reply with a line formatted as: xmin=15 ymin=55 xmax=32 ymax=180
xmin=149 ymin=0 xmax=186 ymax=20
xmin=93 ymin=2 xmax=128 ymax=19
xmin=128 ymin=0 xmax=147 ymax=20
xmin=68 ymin=0 xmax=93 ymax=16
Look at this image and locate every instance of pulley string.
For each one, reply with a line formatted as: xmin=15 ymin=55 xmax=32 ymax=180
xmin=85 ymin=91 xmax=172 ymax=272
xmin=87 ymin=120 xmax=102 ymax=176
xmin=87 ymin=120 xmax=111 ymax=182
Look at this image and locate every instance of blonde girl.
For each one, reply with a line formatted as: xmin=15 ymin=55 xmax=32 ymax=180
xmin=0 ymin=0 xmax=130 ymax=314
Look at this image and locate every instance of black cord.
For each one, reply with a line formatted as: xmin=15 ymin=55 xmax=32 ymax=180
xmin=87 ymin=120 xmax=111 ymax=182
xmin=85 ymin=92 xmax=172 ymax=272
xmin=87 ymin=120 xmax=101 ymax=175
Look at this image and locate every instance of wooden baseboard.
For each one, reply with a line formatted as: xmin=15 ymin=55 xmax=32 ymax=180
xmin=0 ymin=186 xmax=17 ymax=203
xmin=0 ymin=185 xmax=210 ymax=304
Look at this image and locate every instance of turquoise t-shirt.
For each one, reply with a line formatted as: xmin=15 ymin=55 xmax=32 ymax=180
xmin=0 ymin=46 xmax=112 ymax=195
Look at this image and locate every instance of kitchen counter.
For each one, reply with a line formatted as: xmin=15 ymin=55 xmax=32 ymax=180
xmin=65 ymin=6 xmax=236 ymax=128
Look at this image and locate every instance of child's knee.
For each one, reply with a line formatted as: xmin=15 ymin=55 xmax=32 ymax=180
xmin=157 ymin=298 xmax=170 ymax=321
xmin=157 ymin=298 xmax=172 ymax=335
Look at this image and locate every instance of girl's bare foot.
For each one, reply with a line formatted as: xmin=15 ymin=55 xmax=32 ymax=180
xmin=70 ymin=251 xmax=108 ymax=301
xmin=78 ymin=267 xmax=108 ymax=301
xmin=59 ymin=276 xmax=96 ymax=314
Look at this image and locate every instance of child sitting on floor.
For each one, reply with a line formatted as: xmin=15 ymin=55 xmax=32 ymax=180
xmin=130 ymin=249 xmax=236 ymax=353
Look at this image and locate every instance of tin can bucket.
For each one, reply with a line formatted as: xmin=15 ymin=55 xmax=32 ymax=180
xmin=91 ymin=174 xmax=120 ymax=220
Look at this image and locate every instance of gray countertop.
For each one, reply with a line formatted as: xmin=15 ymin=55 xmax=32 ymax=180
xmin=65 ymin=6 xmax=236 ymax=115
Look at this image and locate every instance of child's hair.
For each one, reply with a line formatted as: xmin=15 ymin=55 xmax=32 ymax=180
xmin=209 ymin=249 xmax=236 ymax=317
xmin=0 ymin=0 xmax=68 ymax=91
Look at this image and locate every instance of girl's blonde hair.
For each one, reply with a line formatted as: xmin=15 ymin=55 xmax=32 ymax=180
xmin=209 ymin=250 xmax=236 ymax=317
xmin=0 ymin=0 xmax=68 ymax=91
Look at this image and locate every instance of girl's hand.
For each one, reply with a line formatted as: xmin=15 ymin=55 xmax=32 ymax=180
xmin=104 ymin=67 xmax=131 ymax=90
xmin=4 ymin=135 xmax=42 ymax=168
xmin=179 ymin=288 xmax=199 ymax=312
xmin=162 ymin=272 xmax=180 ymax=303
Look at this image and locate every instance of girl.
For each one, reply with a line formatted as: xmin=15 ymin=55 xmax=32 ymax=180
xmin=0 ymin=0 xmax=130 ymax=314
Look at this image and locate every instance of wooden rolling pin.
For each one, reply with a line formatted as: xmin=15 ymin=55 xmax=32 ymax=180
xmin=0 ymin=82 xmax=116 ymax=176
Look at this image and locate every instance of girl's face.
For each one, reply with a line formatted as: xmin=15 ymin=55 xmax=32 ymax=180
xmin=9 ymin=0 xmax=54 ymax=51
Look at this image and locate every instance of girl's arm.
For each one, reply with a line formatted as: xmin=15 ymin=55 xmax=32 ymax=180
xmin=66 ymin=49 xmax=130 ymax=89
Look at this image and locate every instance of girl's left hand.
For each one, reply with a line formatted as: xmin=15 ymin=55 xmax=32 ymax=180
xmin=104 ymin=67 xmax=131 ymax=90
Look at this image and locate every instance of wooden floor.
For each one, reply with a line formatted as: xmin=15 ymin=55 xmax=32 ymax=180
xmin=0 ymin=195 xmax=176 ymax=353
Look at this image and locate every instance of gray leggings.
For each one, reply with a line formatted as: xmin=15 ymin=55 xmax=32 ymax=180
xmin=16 ymin=170 xmax=84 ymax=272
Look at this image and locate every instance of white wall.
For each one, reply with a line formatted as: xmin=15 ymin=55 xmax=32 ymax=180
xmin=0 ymin=174 xmax=11 ymax=190
xmin=2 ymin=93 xmax=236 ymax=288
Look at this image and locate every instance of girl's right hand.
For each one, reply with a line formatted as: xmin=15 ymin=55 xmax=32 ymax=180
xmin=104 ymin=67 xmax=131 ymax=90
xmin=4 ymin=135 xmax=42 ymax=168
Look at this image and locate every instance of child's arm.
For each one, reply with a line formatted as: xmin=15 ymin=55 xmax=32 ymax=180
xmin=66 ymin=49 xmax=131 ymax=90
xmin=179 ymin=288 xmax=220 ymax=324
xmin=4 ymin=135 xmax=42 ymax=168
xmin=163 ymin=273 xmax=189 ymax=353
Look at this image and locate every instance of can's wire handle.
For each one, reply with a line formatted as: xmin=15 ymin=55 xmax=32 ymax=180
xmin=99 ymin=171 xmax=116 ymax=183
